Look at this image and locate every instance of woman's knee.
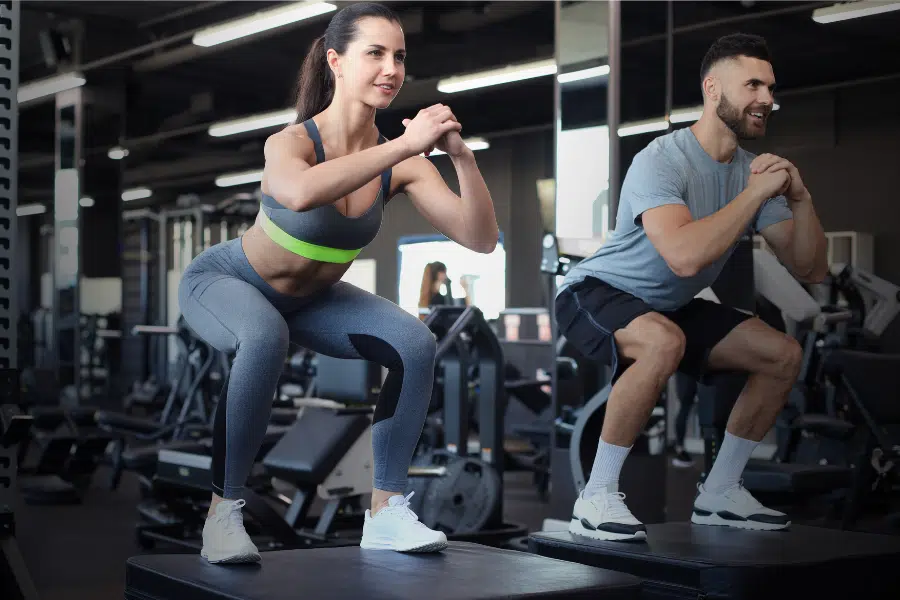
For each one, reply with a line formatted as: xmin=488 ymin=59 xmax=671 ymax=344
xmin=237 ymin=318 xmax=290 ymax=362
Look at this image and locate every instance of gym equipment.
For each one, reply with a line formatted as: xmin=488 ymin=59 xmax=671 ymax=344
xmin=404 ymin=305 xmax=527 ymax=542
xmin=98 ymin=319 xmax=219 ymax=490
xmin=15 ymin=403 xmax=111 ymax=505
xmin=1 ymin=370 xmax=40 ymax=600
xmin=124 ymin=543 xmax=641 ymax=600
xmin=529 ymin=523 xmax=900 ymax=600
xmin=818 ymin=349 xmax=900 ymax=529
xmin=136 ymin=357 xmax=386 ymax=552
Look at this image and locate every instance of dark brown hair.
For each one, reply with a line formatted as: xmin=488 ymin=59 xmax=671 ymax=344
xmin=294 ymin=2 xmax=402 ymax=123
xmin=700 ymin=33 xmax=771 ymax=83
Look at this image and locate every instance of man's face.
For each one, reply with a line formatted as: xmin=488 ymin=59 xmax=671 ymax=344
xmin=712 ymin=56 xmax=776 ymax=140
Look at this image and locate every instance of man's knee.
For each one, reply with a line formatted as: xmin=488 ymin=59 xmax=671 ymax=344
xmin=775 ymin=336 xmax=803 ymax=382
xmin=620 ymin=314 xmax=686 ymax=374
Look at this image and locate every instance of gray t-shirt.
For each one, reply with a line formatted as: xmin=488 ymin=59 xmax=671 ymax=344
xmin=559 ymin=127 xmax=792 ymax=311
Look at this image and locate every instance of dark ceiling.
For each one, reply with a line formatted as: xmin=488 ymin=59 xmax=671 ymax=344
xmin=17 ymin=1 xmax=900 ymax=209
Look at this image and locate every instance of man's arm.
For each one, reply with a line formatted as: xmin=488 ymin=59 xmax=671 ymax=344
xmin=641 ymin=168 xmax=790 ymax=278
xmin=758 ymin=192 xmax=828 ymax=283
xmin=751 ymin=154 xmax=828 ymax=283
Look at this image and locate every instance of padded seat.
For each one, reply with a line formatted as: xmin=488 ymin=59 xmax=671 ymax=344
xmin=792 ymin=414 xmax=855 ymax=439
xmin=95 ymin=411 xmax=162 ymax=435
xmin=263 ymin=407 xmax=370 ymax=485
xmin=742 ymin=459 xmax=852 ymax=495
xmin=122 ymin=440 xmax=210 ymax=470
xmin=125 ymin=543 xmax=641 ymax=600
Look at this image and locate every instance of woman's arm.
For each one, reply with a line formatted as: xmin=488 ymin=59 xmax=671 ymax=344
xmin=262 ymin=127 xmax=415 ymax=212
xmin=394 ymin=145 xmax=499 ymax=254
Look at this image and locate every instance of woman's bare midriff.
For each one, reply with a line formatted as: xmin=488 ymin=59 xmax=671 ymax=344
xmin=240 ymin=215 xmax=352 ymax=297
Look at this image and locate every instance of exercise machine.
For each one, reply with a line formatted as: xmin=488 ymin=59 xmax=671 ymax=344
xmin=1 ymin=371 xmax=40 ymax=600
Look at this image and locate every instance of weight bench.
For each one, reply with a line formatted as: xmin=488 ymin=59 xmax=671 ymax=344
xmin=125 ymin=543 xmax=641 ymax=600
xmin=529 ymin=523 xmax=900 ymax=600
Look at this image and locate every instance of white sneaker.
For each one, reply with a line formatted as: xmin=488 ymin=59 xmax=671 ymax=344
xmin=691 ymin=482 xmax=790 ymax=531
xmin=200 ymin=499 xmax=261 ymax=564
xmin=568 ymin=487 xmax=647 ymax=542
xmin=360 ymin=492 xmax=448 ymax=552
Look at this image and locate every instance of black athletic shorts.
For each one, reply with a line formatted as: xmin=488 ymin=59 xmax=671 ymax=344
xmin=555 ymin=276 xmax=753 ymax=381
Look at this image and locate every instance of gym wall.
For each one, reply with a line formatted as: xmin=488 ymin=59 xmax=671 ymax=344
xmin=356 ymin=128 xmax=554 ymax=310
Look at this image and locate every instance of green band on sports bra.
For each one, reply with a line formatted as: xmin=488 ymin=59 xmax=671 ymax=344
xmin=259 ymin=209 xmax=362 ymax=263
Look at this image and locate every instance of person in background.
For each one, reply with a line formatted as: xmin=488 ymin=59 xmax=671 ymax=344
xmin=418 ymin=261 xmax=471 ymax=319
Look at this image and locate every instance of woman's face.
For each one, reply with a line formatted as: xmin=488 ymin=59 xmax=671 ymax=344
xmin=334 ymin=17 xmax=406 ymax=110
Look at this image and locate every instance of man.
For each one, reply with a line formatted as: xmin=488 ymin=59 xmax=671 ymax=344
xmin=556 ymin=33 xmax=827 ymax=541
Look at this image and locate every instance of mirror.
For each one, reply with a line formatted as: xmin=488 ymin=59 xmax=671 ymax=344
xmin=554 ymin=0 xmax=611 ymax=247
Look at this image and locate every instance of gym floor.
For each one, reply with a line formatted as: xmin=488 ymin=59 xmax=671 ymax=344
xmin=15 ymin=460 xmax=704 ymax=600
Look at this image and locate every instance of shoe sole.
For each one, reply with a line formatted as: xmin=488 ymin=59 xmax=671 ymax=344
xmin=360 ymin=539 xmax=448 ymax=553
xmin=201 ymin=549 xmax=262 ymax=564
xmin=568 ymin=519 xmax=647 ymax=542
xmin=691 ymin=512 xmax=790 ymax=531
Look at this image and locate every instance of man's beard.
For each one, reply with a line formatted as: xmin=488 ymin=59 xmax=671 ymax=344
xmin=716 ymin=93 xmax=764 ymax=140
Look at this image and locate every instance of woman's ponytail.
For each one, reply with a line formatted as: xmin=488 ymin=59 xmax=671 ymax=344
xmin=294 ymin=35 xmax=334 ymax=124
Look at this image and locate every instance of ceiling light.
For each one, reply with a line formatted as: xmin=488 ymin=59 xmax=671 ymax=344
xmin=216 ymin=169 xmax=264 ymax=188
xmin=618 ymin=119 xmax=669 ymax=137
xmin=428 ymin=137 xmax=490 ymax=156
xmin=558 ymin=65 xmax=610 ymax=84
xmin=79 ymin=197 xmax=94 ymax=207
xmin=16 ymin=203 xmax=47 ymax=217
xmin=122 ymin=187 xmax=152 ymax=201
xmin=812 ymin=1 xmax=900 ymax=23
xmin=669 ymin=108 xmax=703 ymax=124
xmin=209 ymin=109 xmax=297 ymax=137
xmin=193 ymin=1 xmax=337 ymax=47
xmin=108 ymin=146 xmax=129 ymax=160
xmin=18 ymin=71 xmax=85 ymax=105
xmin=437 ymin=59 xmax=557 ymax=94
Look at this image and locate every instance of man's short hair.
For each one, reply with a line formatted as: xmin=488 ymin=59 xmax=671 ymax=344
xmin=700 ymin=33 xmax=771 ymax=82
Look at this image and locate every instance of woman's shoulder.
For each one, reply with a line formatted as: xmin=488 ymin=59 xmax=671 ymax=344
xmin=264 ymin=124 xmax=316 ymax=162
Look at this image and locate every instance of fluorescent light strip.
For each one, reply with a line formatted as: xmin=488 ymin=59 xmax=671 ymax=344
xmin=812 ymin=1 xmax=900 ymax=23
xmin=16 ymin=203 xmax=46 ymax=217
xmin=437 ymin=59 xmax=557 ymax=94
xmin=193 ymin=1 xmax=337 ymax=47
xmin=618 ymin=119 xmax=669 ymax=137
xmin=209 ymin=109 xmax=297 ymax=137
xmin=18 ymin=72 xmax=86 ymax=105
xmin=79 ymin=197 xmax=95 ymax=207
xmin=669 ymin=108 xmax=703 ymax=124
xmin=558 ymin=65 xmax=610 ymax=84
xmin=216 ymin=170 xmax=264 ymax=188
xmin=122 ymin=187 xmax=152 ymax=201
xmin=428 ymin=137 xmax=490 ymax=157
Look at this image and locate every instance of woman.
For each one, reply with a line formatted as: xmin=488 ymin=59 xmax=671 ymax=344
xmin=418 ymin=261 xmax=449 ymax=317
xmin=178 ymin=2 xmax=498 ymax=564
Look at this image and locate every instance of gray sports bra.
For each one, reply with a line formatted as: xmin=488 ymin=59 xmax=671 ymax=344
xmin=258 ymin=119 xmax=392 ymax=263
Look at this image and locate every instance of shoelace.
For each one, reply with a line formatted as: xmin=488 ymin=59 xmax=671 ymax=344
xmin=588 ymin=491 xmax=635 ymax=521
xmin=220 ymin=499 xmax=247 ymax=536
xmin=380 ymin=491 xmax=424 ymax=525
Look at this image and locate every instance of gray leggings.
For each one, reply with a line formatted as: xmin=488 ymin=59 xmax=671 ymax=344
xmin=178 ymin=238 xmax=436 ymax=498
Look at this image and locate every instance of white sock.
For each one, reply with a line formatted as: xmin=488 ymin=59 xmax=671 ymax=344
xmin=703 ymin=432 xmax=758 ymax=494
xmin=583 ymin=439 xmax=631 ymax=498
